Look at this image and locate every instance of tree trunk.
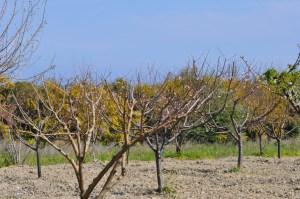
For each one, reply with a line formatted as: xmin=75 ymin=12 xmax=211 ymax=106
xmin=175 ymin=143 xmax=181 ymax=154
xmin=175 ymin=135 xmax=183 ymax=154
xmin=76 ymin=156 xmax=85 ymax=199
xmin=237 ymin=138 xmax=243 ymax=168
xmin=258 ymin=134 xmax=263 ymax=156
xmin=155 ymin=150 xmax=163 ymax=193
xmin=276 ymin=138 xmax=281 ymax=159
xmin=121 ymin=128 xmax=129 ymax=176
xmin=121 ymin=153 xmax=127 ymax=176
xmin=35 ymin=137 xmax=41 ymax=178
xmin=154 ymin=132 xmax=163 ymax=192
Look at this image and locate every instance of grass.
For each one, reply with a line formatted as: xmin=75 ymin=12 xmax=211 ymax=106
xmin=0 ymin=153 xmax=14 ymax=168
xmin=225 ymin=167 xmax=240 ymax=173
xmin=165 ymin=140 xmax=300 ymax=160
xmin=1 ymin=140 xmax=300 ymax=167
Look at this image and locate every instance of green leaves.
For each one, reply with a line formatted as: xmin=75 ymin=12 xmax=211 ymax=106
xmin=263 ymin=62 xmax=300 ymax=114
xmin=263 ymin=68 xmax=279 ymax=86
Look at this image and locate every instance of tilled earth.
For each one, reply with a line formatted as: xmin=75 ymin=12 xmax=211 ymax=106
xmin=1 ymin=157 xmax=300 ymax=199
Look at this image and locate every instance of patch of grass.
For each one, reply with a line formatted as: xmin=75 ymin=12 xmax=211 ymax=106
xmin=165 ymin=140 xmax=300 ymax=160
xmin=25 ymin=154 xmax=68 ymax=166
xmin=0 ymin=153 xmax=14 ymax=168
xmin=226 ymin=167 xmax=240 ymax=173
xmin=261 ymin=141 xmax=300 ymax=157
xmin=164 ymin=143 xmax=237 ymax=160
xmin=1 ymin=140 xmax=300 ymax=167
xmin=162 ymin=177 xmax=177 ymax=197
xmin=128 ymin=146 xmax=155 ymax=161
xmin=162 ymin=186 xmax=176 ymax=194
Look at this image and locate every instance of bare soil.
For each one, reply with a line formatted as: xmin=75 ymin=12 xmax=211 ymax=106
xmin=1 ymin=157 xmax=300 ymax=199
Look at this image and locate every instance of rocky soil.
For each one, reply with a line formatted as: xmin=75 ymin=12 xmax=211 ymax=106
xmin=1 ymin=157 xmax=300 ymax=198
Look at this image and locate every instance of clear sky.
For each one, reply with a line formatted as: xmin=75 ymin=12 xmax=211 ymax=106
xmin=18 ymin=0 xmax=300 ymax=79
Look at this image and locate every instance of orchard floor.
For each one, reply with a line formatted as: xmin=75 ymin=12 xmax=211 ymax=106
xmin=1 ymin=157 xmax=300 ymax=199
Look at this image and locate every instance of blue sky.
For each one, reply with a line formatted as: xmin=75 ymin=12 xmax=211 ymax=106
xmin=18 ymin=0 xmax=300 ymax=79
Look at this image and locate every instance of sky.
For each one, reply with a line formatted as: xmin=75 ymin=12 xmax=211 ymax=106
xmin=17 ymin=0 xmax=300 ymax=79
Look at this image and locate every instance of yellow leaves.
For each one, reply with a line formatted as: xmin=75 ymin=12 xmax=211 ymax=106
xmin=216 ymin=134 xmax=228 ymax=143
xmin=0 ymin=123 xmax=10 ymax=138
xmin=44 ymin=81 xmax=65 ymax=96
xmin=135 ymin=83 xmax=157 ymax=98
xmin=0 ymin=75 xmax=14 ymax=90
xmin=0 ymin=75 xmax=14 ymax=102
xmin=69 ymin=84 xmax=82 ymax=98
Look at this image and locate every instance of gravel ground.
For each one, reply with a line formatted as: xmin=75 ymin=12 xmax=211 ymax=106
xmin=1 ymin=157 xmax=300 ymax=199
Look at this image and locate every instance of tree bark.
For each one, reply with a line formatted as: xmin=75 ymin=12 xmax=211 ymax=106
xmin=175 ymin=135 xmax=183 ymax=154
xmin=155 ymin=150 xmax=163 ymax=193
xmin=78 ymin=157 xmax=85 ymax=198
xmin=96 ymin=161 xmax=119 ymax=199
xmin=258 ymin=134 xmax=263 ymax=156
xmin=121 ymin=153 xmax=127 ymax=176
xmin=276 ymin=138 xmax=281 ymax=159
xmin=35 ymin=137 xmax=41 ymax=178
xmin=237 ymin=138 xmax=243 ymax=168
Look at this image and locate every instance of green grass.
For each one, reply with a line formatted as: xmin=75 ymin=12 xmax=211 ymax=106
xmin=0 ymin=153 xmax=14 ymax=168
xmin=1 ymin=140 xmax=300 ymax=167
xmin=25 ymin=153 xmax=68 ymax=166
xmin=164 ymin=140 xmax=300 ymax=160
xmin=164 ymin=143 xmax=237 ymax=160
xmin=225 ymin=167 xmax=240 ymax=173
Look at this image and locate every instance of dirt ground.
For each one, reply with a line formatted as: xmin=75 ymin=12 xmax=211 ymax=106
xmin=1 ymin=157 xmax=300 ymax=199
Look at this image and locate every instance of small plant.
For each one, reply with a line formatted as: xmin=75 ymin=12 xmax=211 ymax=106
xmin=226 ymin=167 xmax=240 ymax=173
xmin=0 ymin=153 xmax=14 ymax=168
xmin=162 ymin=185 xmax=176 ymax=194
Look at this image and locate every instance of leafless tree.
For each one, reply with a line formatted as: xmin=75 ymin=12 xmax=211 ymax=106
xmin=251 ymin=124 xmax=265 ymax=156
xmin=0 ymin=0 xmax=46 ymax=168
xmin=9 ymin=69 xmax=207 ymax=198
xmin=9 ymin=96 xmax=46 ymax=178
xmin=0 ymin=0 xmax=46 ymax=75
xmin=144 ymin=59 xmax=232 ymax=192
xmin=263 ymin=108 xmax=298 ymax=159
xmin=207 ymin=63 xmax=278 ymax=168
xmin=10 ymin=77 xmax=103 ymax=198
xmin=101 ymin=78 xmax=136 ymax=176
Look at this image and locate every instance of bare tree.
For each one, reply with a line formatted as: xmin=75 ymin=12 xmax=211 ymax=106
xmin=146 ymin=127 xmax=180 ymax=193
xmin=9 ymin=70 xmax=206 ymax=198
xmin=101 ymin=78 xmax=136 ymax=176
xmin=0 ymin=0 xmax=46 ymax=74
xmin=144 ymin=59 xmax=231 ymax=192
xmin=0 ymin=0 xmax=46 ymax=168
xmin=250 ymin=124 xmax=265 ymax=156
xmin=9 ymin=97 xmax=46 ymax=178
xmin=10 ymin=77 xmax=103 ymax=198
xmin=208 ymin=63 xmax=278 ymax=168
xmin=262 ymin=102 xmax=297 ymax=159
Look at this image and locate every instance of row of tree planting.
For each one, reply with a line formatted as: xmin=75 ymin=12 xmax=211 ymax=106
xmin=0 ymin=55 xmax=299 ymax=198
xmin=0 ymin=1 xmax=299 ymax=198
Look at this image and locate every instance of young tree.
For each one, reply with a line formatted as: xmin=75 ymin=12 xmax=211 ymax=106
xmin=208 ymin=64 xmax=278 ymax=168
xmin=248 ymin=124 xmax=265 ymax=156
xmin=145 ymin=59 xmax=231 ymax=192
xmin=9 ymin=81 xmax=44 ymax=177
xmin=262 ymin=100 xmax=297 ymax=159
xmin=11 ymin=71 xmax=206 ymax=199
